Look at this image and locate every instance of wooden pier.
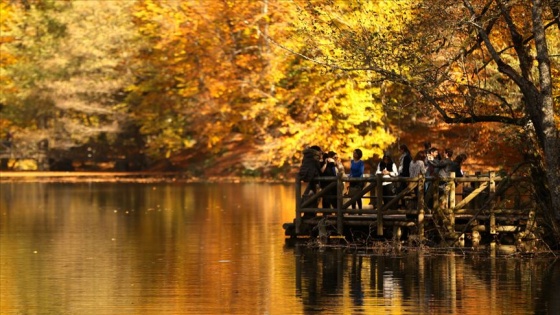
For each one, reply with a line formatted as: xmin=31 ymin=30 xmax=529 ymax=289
xmin=283 ymin=172 xmax=538 ymax=247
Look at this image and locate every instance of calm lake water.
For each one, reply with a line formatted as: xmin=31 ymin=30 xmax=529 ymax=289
xmin=1 ymin=181 xmax=559 ymax=315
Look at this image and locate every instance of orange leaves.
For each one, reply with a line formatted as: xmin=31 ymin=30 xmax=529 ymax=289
xmin=129 ymin=0 xmax=277 ymax=157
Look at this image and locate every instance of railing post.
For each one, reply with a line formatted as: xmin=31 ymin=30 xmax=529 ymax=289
xmin=433 ymin=177 xmax=440 ymax=210
xmin=337 ymin=172 xmax=344 ymax=233
xmin=449 ymin=173 xmax=456 ymax=209
xmin=295 ymin=175 xmax=302 ymax=234
xmin=376 ymin=173 xmax=384 ymax=236
xmin=449 ymin=172 xmax=456 ymax=234
xmin=489 ymin=171 xmax=496 ymax=235
xmin=474 ymin=171 xmax=482 ymax=210
xmin=417 ymin=175 xmax=425 ymax=241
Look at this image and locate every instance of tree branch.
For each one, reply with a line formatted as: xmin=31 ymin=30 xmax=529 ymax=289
xmin=462 ymin=0 xmax=529 ymax=89
xmin=496 ymin=0 xmax=533 ymax=79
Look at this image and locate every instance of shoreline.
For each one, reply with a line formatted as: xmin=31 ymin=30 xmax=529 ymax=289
xmin=0 ymin=171 xmax=290 ymax=184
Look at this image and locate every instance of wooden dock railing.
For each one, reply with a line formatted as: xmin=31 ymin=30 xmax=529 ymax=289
xmin=288 ymin=171 xmax=536 ymax=246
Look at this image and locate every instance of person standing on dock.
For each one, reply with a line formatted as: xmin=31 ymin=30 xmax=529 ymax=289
xmin=451 ymin=153 xmax=467 ymax=177
xmin=424 ymin=147 xmax=439 ymax=188
xmin=410 ymin=151 xmax=427 ymax=178
xmin=397 ymin=144 xmax=412 ymax=195
xmin=298 ymin=145 xmax=323 ymax=197
xmin=427 ymin=148 xmax=455 ymax=208
xmin=320 ymin=151 xmax=338 ymax=210
xmin=375 ymin=154 xmax=398 ymax=207
xmin=334 ymin=153 xmax=345 ymax=175
xmin=348 ymin=149 xmax=365 ymax=210
xmin=409 ymin=150 xmax=427 ymax=196
xmin=398 ymin=144 xmax=412 ymax=178
xmin=429 ymin=148 xmax=454 ymax=179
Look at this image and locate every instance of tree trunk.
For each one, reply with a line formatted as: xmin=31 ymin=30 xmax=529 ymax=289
xmin=531 ymin=0 xmax=560 ymax=221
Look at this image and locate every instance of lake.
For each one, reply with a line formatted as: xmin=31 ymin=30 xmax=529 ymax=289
xmin=1 ymin=181 xmax=559 ymax=314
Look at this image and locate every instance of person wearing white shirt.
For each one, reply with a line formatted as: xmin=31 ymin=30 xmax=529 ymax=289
xmin=375 ymin=154 xmax=398 ymax=205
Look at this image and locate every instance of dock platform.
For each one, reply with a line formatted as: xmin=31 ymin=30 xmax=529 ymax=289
xmin=283 ymin=172 xmax=538 ymax=247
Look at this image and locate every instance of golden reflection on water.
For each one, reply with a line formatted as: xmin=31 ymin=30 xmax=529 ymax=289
xmin=0 ymin=182 xmax=559 ymax=314
xmin=0 ymin=182 xmax=302 ymax=314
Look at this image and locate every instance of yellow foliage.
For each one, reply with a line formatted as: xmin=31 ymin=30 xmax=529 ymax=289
xmin=0 ymin=1 xmax=16 ymax=100
xmin=0 ymin=0 xmax=556 ymax=178
xmin=255 ymin=1 xmax=401 ymax=165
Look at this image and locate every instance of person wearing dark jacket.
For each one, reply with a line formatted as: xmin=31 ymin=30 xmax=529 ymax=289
xmin=398 ymin=144 xmax=412 ymax=178
xmin=451 ymin=153 xmax=467 ymax=177
xmin=397 ymin=144 xmax=412 ymax=194
xmin=428 ymin=148 xmax=454 ymax=178
xmin=298 ymin=145 xmax=322 ymax=196
xmin=427 ymin=148 xmax=455 ymax=208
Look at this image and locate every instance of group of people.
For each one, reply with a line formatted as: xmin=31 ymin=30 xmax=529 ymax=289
xmin=298 ymin=142 xmax=468 ymax=212
xmin=298 ymin=145 xmax=365 ymax=212
xmin=378 ymin=143 xmax=468 ymax=206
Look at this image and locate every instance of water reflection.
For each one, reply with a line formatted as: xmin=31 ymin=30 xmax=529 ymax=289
xmin=292 ymin=246 xmax=560 ymax=314
xmin=0 ymin=182 xmax=558 ymax=314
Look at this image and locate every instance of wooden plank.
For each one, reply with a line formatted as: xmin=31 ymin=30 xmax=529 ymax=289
xmin=341 ymin=182 xmax=376 ymax=209
xmin=336 ymin=173 xmax=343 ymax=233
xmin=453 ymin=182 xmax=489 ymax=210
xmin=295 ymin=176 xmax=302 ymax=234
xmin=381 ymin=182 xmax=418 ymax=211
xmin=489 ymin=172 xmax=497 ymax=234
xmin=376 ymin=174 xmax=384 ymax=236
xmin=417 ymin=175 xmax=425 ymax=241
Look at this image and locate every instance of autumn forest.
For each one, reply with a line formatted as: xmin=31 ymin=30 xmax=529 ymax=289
xmin=1 ymin=1 xmax=559 ymax=215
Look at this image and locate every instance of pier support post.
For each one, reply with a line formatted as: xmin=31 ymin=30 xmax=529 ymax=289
xmin=474 ymin=171 xmax=482 ymax=209
xmin=337 ymin=172 xmax=344 ymax=233
xmin=376 ymin=173 xmax=384 ymax=236
xmin=417 ymin=175 xmax=425 ymax=241
xmin=295 ymin=176 xmax=302 ymax=234
xmin=489 ymin=172 xmax=496 ymax=235
xmin=449 ymin=173 xmax=456 ymax=238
